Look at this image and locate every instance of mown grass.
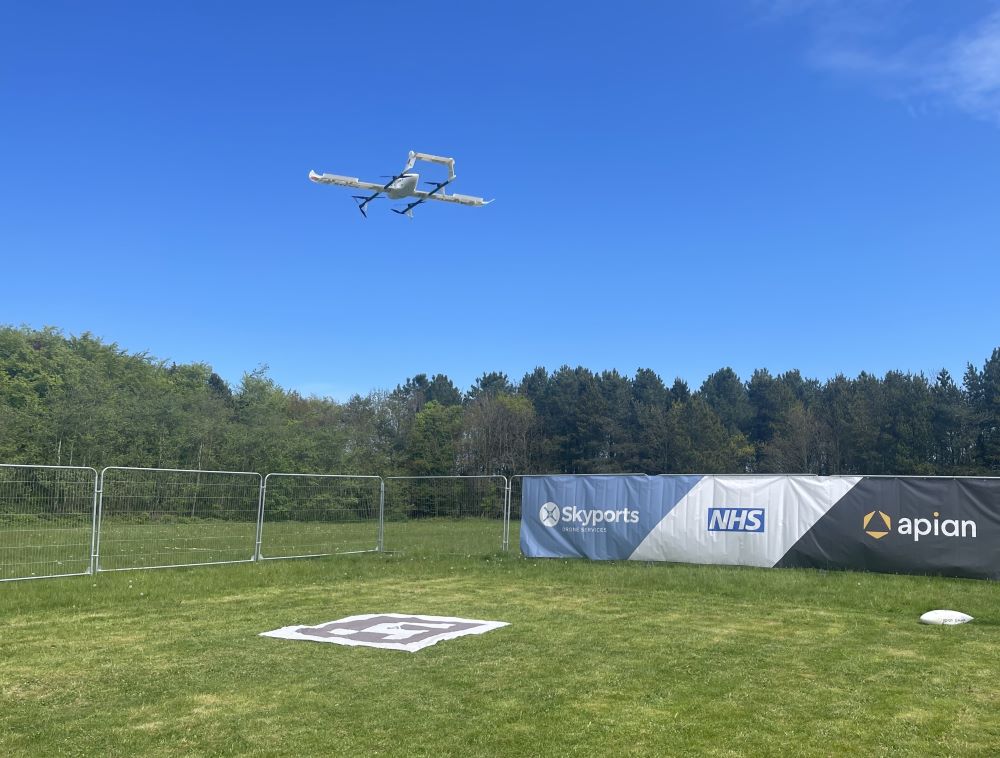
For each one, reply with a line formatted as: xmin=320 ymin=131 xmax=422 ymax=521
xmin=1 ymin=553 xmax=998 ymax=757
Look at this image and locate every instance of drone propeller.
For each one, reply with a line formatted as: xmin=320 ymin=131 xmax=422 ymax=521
xmin=352 ymin=194 xmax=379 ymax=218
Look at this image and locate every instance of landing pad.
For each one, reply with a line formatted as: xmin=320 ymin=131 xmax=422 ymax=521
xmin=261 ymin=613 xmax=509 ymax=652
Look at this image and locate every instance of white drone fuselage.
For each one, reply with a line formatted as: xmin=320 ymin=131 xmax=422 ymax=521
xmin=384 ymin=174 xmax=419 ymax=199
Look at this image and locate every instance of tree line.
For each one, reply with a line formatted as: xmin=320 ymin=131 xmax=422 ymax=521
xmin=2 ymin=326 xmax=998 ymax=476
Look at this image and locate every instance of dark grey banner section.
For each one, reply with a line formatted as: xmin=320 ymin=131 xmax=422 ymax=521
xmin=777 ymin=477 xmax=1000 ymax=580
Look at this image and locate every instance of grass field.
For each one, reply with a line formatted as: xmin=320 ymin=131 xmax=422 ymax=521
xmin=2 ymin=551 xmax=999 ymax=757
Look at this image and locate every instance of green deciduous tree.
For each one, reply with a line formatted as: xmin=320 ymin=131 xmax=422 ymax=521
xmin=405 ymin=401 xmax=463 ymax=475
xmin=3 ymin=325 xmax=1000 ymax=478
xmin=461 ymin=393 xmax=536 ymax=476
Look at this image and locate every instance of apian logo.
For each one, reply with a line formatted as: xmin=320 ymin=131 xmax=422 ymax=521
xmin=863 ymin=510 xmax=891 ymax=539
xmin=539 ymin=502 xmax=561 ymax=527
xmin=863 ymin=510 xmax=977 ymax=542
xmin=707 ymin=507 xmax=765 ymax=532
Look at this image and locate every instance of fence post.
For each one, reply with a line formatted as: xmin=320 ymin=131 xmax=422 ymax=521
xmin=87 ymin=467 xmax=100 ymax=575
xmin=94 ymin=467 xmax=108 ymax=574
xmin=502 ymin=475 xmax=511 ymax=552
xmin=377 ymin=477 xmax=385 ymax=552
xmin=255 ymin=475 xmax=267 ymax=561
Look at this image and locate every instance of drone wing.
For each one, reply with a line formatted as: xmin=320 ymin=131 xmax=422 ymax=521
xmin=391 ymin=181 xmax=494 ymax=218
xmin=308 ymin=170 xmax=385 ymax=193
xmin=412 ymin=190 xmax=493 ymax=208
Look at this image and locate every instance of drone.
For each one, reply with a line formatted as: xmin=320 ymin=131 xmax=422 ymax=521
xmin=308 ymin=151 xmax=493 ymax=218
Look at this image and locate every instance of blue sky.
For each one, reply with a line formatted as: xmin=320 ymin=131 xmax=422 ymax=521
xmin=3 ymin=1 xmax=999 ymax=399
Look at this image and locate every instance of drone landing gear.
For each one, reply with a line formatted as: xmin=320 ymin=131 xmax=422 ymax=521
xmin=391 ymin=179 xmax=452 ymax=218
xmin=352 ymin=195 xmax=377 ymax=218
xmin=353 ymin=172 xmax=411 ymax=218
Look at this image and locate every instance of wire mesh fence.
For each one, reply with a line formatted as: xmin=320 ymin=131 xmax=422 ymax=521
xmin=258 ymin=474 xmax=382 ymax=559
xmin=0 ymin=463 xmax=518 ymax=580
xmin=383 ymin=475 xmax=509 ymax=556
xmin=0 ymin=464 xmax=98 ymax=582
xmin=96 ymin=467 xmax=262 ymax=571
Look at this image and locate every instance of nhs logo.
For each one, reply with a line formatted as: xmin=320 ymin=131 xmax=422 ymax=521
xmin=707 ymin=507 xmax=765 ymax=533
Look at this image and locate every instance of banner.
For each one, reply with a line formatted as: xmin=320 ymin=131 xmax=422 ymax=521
xmin=520 ymin=475 xmax=1000 ymax=580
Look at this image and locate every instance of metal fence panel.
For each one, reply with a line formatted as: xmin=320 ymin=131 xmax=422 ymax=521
xmin=96 ymin=467 xmax=262 ymax=571
xmin=0 ymin=464 xmax=98 ymax=582
xmin=259 ymin=474 xmax=382 ymax=559
xmin=383 ymin=475 xmax=509 ymax=556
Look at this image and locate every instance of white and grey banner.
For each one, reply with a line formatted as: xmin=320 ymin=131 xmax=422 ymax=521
xmin=520 ymin=475 xmax=1000 ymax=580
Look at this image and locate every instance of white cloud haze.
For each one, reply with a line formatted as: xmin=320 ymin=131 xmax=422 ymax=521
xmin=766 ymin=2 xmax=1000 ymax=125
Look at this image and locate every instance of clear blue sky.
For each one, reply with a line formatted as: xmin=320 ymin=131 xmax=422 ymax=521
xmin=3 ymin=2 xmax=999 ymax=399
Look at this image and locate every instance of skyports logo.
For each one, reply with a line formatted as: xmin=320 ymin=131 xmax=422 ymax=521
xmin=538 ymin=501 xmax=639 ymax=528
xmin=707 ymin=507 xmax=765 ymax=533
xmin=863 ymin=510 xmax=977 ymax=542
xmin=539 ymin=503 xmax=561 ymax=527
